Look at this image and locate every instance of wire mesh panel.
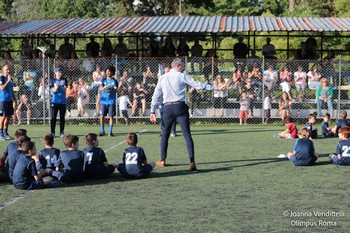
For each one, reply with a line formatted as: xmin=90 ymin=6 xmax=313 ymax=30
xmin=1 ymin=56 xmax=349 ymax=126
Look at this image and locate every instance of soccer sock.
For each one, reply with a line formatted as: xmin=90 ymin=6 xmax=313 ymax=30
xmin=109 ymin=125 xmax=113 ymax=133
xmin=4 ymin=128 xmax=8 ymax=135
xmin=101 ymin=125 xmax=105 ymax=133
xmin=0 ymin=129 xmax=3 ymax=136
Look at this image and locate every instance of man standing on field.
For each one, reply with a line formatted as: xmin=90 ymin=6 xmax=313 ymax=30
xmin=150 ymin=58 xmax=218 ymax=171
xmin=0 ymin=64 xmax=16 ymax=140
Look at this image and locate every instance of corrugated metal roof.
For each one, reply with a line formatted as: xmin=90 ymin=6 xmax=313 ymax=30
xmin=0 ymin=16 xmax=349 ymax=35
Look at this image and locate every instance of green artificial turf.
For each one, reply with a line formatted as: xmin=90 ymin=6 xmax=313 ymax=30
xmin=0 ymin=124 xmax=348 ymax=232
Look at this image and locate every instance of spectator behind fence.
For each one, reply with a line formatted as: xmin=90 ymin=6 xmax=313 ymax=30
xmin=233 ymin=36 xmax=249 ymax=59
xmin=101 ymin=38 xmax=113 ymax=57
xmin=149 ymin=39 xmax=160 ymax=57
xmin=77 ymin=79 xmax=90 ymax=117
xmin=248 ymin=64 xmax=263 ymax=100
xmin=212 ymin=74 xmax=227 ymax=117
xmin=247 ymin=49 xmax=260 ymax=70
xmin=322 ymin=51 xmax=336 ymax=85
xmin=86 ymin=36 xmax=100 ymax=58
xmin=118 ymin=71 xmax=133 ymax=101
xmin=263 ymin=64 xmax=278 ymax=92
xmin=92 ymin=64 xmax=105 ymax=117
xmin=293 ymin=65 xmax=307 ymax=102
xmin=160 ymin=37 xmax=176 ymax=57
xmin=279 ymin=66 xmax=292 ymax=99
xmin=20 ymin=38 xmax=32 ymax=60
xmin=279 ymin=92 xmax=292 ymax=122
xmin=16 ymin=70 xmax=34 ymax=125
xmin=2 ymin=52 xmax=15 ymax=74
xmin=243 ymin=79 xmax=256 ymax=117
xmin=115 ymin=36 xmax=128 ymax=57
xmin=316 ymin=78 xmax=333 ymax=117
xmin=46 ymin=43 xmax=56 ymax=59
xmin=177 ymin=38 xmax=190 ymax=57
xmin=232 ymin=64 xmax=246 ymax=99
xmin=58 ymin=37 xmax=74 ymax=59
xmin=190 ymin=38 xmax=203 ymax=72
xmin=296 ymin=42 xmax=308 ymax=60
xmin=65 ymin=81 xmax=78 ymax=118
xmin=305 ymin=37 xmax=318 ymax=60
xmin=262 ymin=37 xmax=276 ymax=59
xmin=307 ymin=64 xmax=322 ymax=90
xmin=82 ymin=51 xmax=95 ymax=75
xmin=203 ymin=49 xmax=219 ymax=82
xmin=131 ymin=80 xmax=149 ymax=117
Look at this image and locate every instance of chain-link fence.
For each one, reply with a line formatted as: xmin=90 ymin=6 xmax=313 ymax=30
xmin=2 ymin=55 xmax=350 ymax=126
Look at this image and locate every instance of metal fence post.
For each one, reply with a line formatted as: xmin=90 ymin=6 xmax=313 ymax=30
xmin=337 ymin=55 xmax=342 ymax=119
xmin=41 ymin=53 xmax=45 ymax=125
xmin=261 ymin=56 xmax=265 ymax=124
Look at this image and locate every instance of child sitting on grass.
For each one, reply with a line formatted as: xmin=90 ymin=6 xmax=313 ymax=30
xmin=331 ymin=111 xmax=349 ymax=136
xmin=38 ymin=134 xmax=61 ymax=169
xmin=329 ymin=126 xmax=350 ymax=165
xmin=117 ymin=133 xmax=155 ymax=179
xmin=46 ymin=134 xmax=84 ymax=183
xmin=278 ymin=116 xmax=298 ymax=139
xmin=0 ymin=129 xmax=27 ymax=181
xmin=304 ymin=113 xmax=317 ymax=139
xmin=83 ymin=133 xmax=116 ymax=179
xmin=322 ymin=113 xmax=334 ymax=137
xmin=287 ymin=127 xmax=318 ymax=166
xmin=12 ymin=141 xmax=53 ymax=190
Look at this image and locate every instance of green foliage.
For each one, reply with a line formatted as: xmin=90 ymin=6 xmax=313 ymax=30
xmin=334 ymin=0 xmax=350 ymax=17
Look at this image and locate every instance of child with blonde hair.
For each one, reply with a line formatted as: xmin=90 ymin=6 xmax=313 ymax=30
xmin=329 ymin=126 xmax=350 ymax=165
xmin=287 ymin=127 xmax=318 ymax=166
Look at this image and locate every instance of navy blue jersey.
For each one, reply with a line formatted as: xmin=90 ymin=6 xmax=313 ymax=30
xmin=56 ymin=150 xmax=84 ymax=178
xmin=12 ymin=154 xmax=37 ymax=190
xmin=38 ymin=148 xmax=61 ymax=169
xmin=122 ymin=146 xmax=147 ymax=176
xmin=83 ymin=146 xmax=107 ymax=174
xmin=3 ymin=141 xmax=18 ymax=158
xmin=50 ymin=78 xmax=68 ymax=104
xmin=4 ymin=141 xmax=22 ymax=180
xmin=335 ymin=139 xmax=350 ymax=164
xmin=100 ymin=78 xmax=118 ymax=104
xmin=293 ymin=138 xmax=316 ymax=165
xmin=304 ymin=122 xmax=312 ymax=132
xmin=0 ymin=75 xmax=13 ymax=101
xmin=336 ymin=119 xmax=349 ymax=127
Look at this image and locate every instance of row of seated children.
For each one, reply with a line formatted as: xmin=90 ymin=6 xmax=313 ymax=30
xmin=0 ymin=130 xmax=155 ymax=190
xmin=286 ymin=125 xmax=350 ymax=166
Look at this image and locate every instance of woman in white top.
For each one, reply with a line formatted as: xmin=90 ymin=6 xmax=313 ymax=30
xmin=212 ymin=74 xmax=227 ymax=117
xmin=293 ymin=65 xmax=307 ymax=102
xmin=307 ymin=64 xmax=321 ymax=90
xmin=92 ymin=64 xmax=105 ymax=117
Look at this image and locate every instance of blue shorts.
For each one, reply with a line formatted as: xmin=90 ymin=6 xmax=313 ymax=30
xmin=290 ymin=155 xmax=317 ymax=166
xmin=117 ymin=163 xmax=153 ymax=179
xmin=100 ymin=104 xmax=116 ymax=117
xmin=0 ymin=101 xmax=14 ymax=116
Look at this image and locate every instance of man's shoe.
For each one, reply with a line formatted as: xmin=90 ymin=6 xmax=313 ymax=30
xmin=99 ymin=132 xmax=105 ymax=136
xmin=60 ymin=133 xmax=64 ymax=138
xmin=108 ymin=132 xmax=114 ymax=137
xmin=156 ymin=160 xmax=166 ymax=167
xmin=189 ymin=162 xmax=197 ymax=171
xmin=170 ymin=132 xmax=177 ymax=137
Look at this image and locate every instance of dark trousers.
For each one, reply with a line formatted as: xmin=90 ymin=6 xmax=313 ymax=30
xmin=161 ymin=102 xmax=194 ymax=162
xmin=160 ymin=104 xmax=177 ymax=133
xmin=50 ymin=104 xmax=66 ymax=134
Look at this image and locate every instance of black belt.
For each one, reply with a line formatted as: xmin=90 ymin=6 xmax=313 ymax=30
xmin=164 ymin=101 xmax=182 ymax=105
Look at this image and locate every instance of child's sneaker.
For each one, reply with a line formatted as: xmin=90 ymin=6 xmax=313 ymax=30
xmin=4 ymin=134 xmax=13 ymax=140
xmin=0 ymin=135 xmax=5 ymax=141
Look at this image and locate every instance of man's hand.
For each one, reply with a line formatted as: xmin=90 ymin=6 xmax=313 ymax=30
xmin=150 ymin=113 xmax=157 ymax=124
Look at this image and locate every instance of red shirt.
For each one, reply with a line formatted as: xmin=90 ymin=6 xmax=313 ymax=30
xmin=287 ymin=123 xmax=298 ymax=138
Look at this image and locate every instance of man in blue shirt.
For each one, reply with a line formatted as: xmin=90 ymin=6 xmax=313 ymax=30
xmin=50 ymin=67 xmax=68 ymax=138
xmin=150 ymin=58 xmax=218 ymax=171
xmin=0 ymin=64 xmax=16 ymax=140
xmin=99 ymin=65 xmax=118 ymax=137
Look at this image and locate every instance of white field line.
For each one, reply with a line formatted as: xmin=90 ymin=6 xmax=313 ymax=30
xmin=0 ymin=190 xmax=35 ymax=211
xmin=105 ymin=129 xmax=148 ymax=153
